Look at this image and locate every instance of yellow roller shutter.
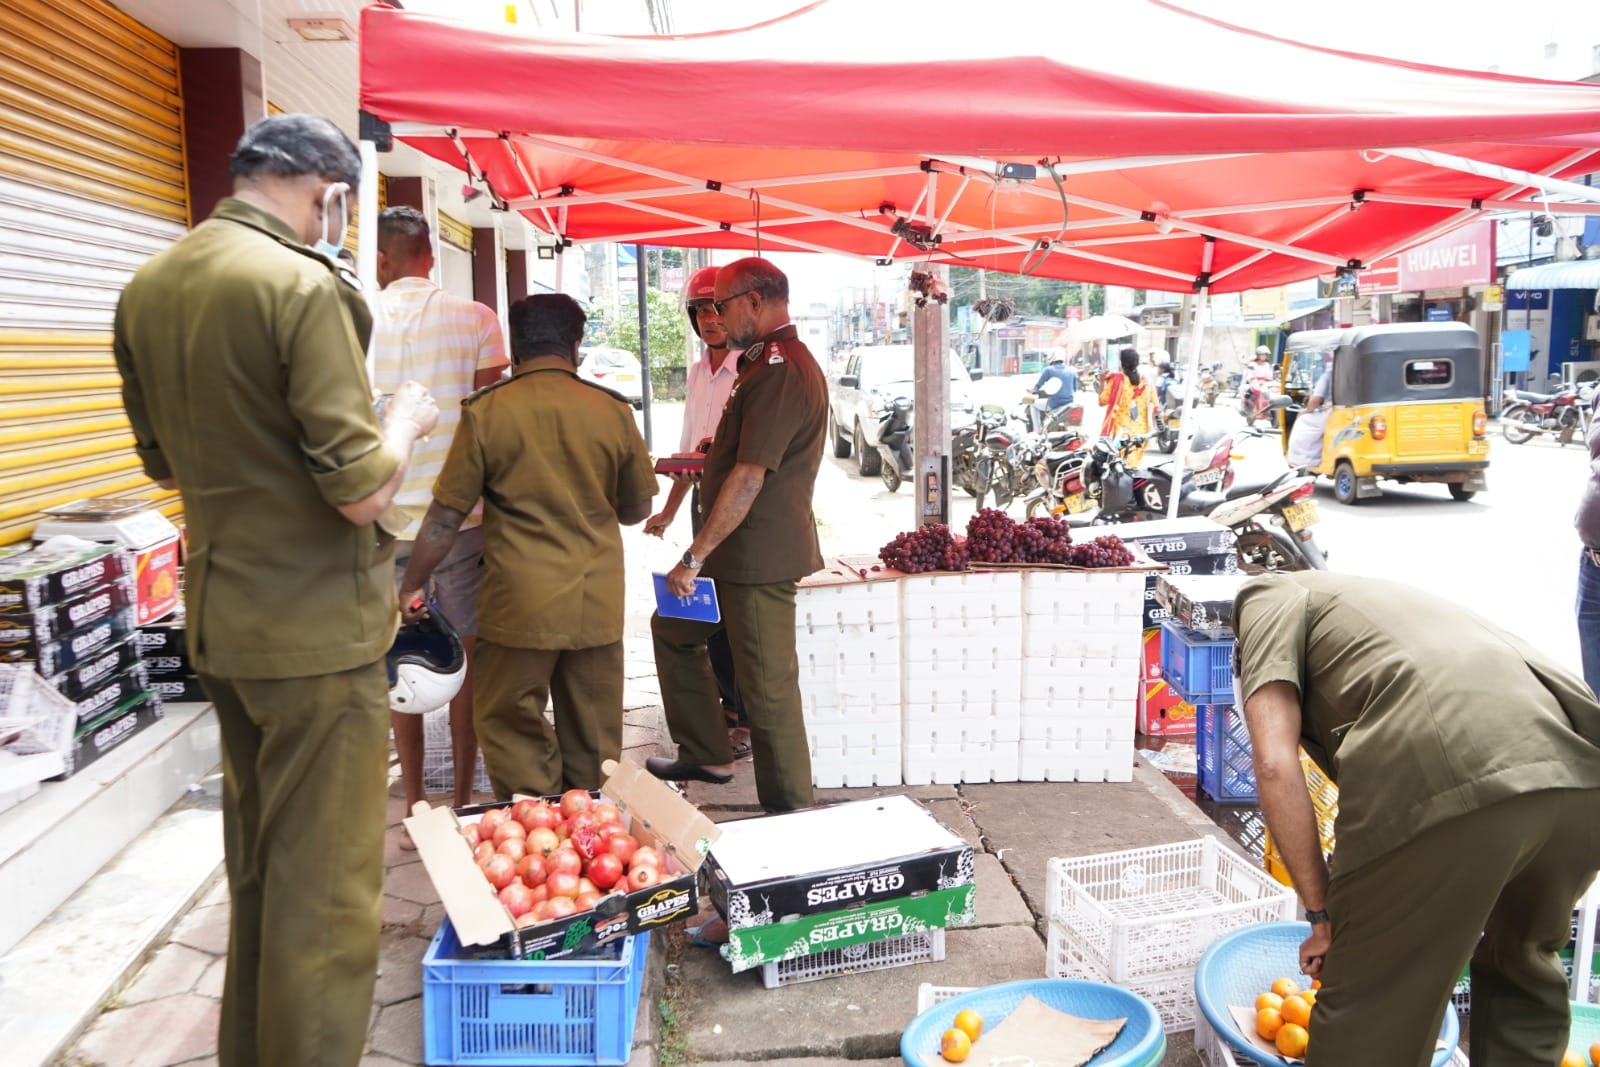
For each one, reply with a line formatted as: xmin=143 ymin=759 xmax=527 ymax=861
xmin=0 ymin=0 xmax=187 ymax=546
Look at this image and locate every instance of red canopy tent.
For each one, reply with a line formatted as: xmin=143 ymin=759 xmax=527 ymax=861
xmin=358 ymin=0 xmax=1600 ymax=295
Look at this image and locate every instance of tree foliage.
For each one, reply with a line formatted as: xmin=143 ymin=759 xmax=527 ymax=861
xmin=591 ymin=287 xmax=689 ymax=369
xmin=948 ymin=266 xmax=1107 ymax=320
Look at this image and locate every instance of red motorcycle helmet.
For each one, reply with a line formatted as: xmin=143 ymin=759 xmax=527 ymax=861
xmin=683 ymin=265 xmax=719 ymax=339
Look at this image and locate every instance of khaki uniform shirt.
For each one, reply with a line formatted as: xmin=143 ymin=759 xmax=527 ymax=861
xmin=113 ymin=198 xmax=400 ymax=680
xmin=699 ymin=325 xmax=827 ymax=585
xmin=1235 ymin=572 xmax=1600 ymax=873
xmin=432 ymin=356 xmax=656 ymax=649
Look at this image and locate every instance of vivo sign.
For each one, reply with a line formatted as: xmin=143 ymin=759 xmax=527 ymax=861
xmin=1357 ymin=221 xmax=1496 ymax=294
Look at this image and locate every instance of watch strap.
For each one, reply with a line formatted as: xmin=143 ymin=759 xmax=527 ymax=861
xmin=1304 ymin=908 xmax=1330 ymax=924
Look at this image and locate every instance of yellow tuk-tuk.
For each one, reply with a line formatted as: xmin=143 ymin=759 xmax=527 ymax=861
xmin=1280 ymin=322 xmax=1490 ymax=504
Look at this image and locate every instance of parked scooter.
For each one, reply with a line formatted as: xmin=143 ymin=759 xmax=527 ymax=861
xmin=875 ymin=396 xmax=915 ymax=492
xmin=953 ymin=405 xmax=1009 ymax=499
xmin=1501 ymin=382 xmax=1596 ymax=446
xmin=1026 ymin=426 xmax=1236 ymax=523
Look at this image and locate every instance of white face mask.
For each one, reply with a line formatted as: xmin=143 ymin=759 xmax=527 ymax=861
xmin=311 ymin=181 xmax=350 ymax=261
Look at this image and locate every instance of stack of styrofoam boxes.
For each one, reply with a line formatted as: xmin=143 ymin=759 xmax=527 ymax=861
xmin=796 ymin=577 xmax=902 ymax=787
xmin=1114 ymin=519 xmax=1238 ymax=738
xmin=1017 ymin=569 xmax=1145 ymax=782
xmin=900 ymin=570 xmax=1022 ymax=784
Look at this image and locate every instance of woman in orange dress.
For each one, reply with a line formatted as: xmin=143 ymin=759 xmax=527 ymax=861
xmin=1098 ymin=347 xmax=1153 ymax=466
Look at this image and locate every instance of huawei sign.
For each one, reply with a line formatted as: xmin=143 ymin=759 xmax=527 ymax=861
xmin=1357 ymin=221 xmax=1496 ymax=294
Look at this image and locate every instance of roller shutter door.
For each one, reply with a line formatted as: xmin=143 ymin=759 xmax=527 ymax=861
xmin=0 ymin=0 xmax=187 ymax=545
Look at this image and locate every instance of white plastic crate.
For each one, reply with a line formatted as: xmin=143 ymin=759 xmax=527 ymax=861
xmin=1193 ymin=1010 xmax=1468 ymax=1065
xmin=1046 ymin=837 xmax=1296 ymax=983
xmin=1018 ymin=742 xmax=1134 ymax=783
xmin=761 ymin=926 xmax=943 ymax=988
xmin=1021 ymin=624 xmax=1143 ymax=662
xmin=902 ymin=739 xmax=1019 ymax=785
xmin=809 ymin=743 xmax=902 ymax=788
xmin=915 ymin=982 xmax=972 ymax=1014
xmin=1048 ymin=925 xmax=1196 ymax=1032
xmin=420 ymin=707 xmax=491 ymax=796
xmin=902 ymin=700 xmax=1021 ymax=743
xmin=898 ymin=570 xmax=1022 ymax=618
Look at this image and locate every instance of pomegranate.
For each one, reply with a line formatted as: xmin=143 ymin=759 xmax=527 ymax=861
xmin=591 ymin=803 xmax=622 ymax=828
xmin=498 ymin=882 xmax=534 ymax=917
xmin=497 ymin=838 xmax=527 ymax=863
xmin=576 ymin=877 xmax=597 ymax=897
xmin=523 ymin=804 xmax=561 ymax=832
xmin=515 ymin=911 xmax=542 ymax=928
xmin=473 ymin=842 xmax=496 ymax=867
xmin=544 ymin=896 xmax=578 ymax=920
xmin=629 ymin=846 xmax=663 ymax=871
xmin=492 ymin=820 xmax=526 ymax=847
xmin=574 ymin=891 xmax=601 ymax=911
xmin=461 ymin=824 xmax=482 ymax=848
xmin=547 ymin=849 xmax=582 ymax=878
xmin=517 ymin=854 xmax=547 ymax=887
xmin=626 ymin=865 xmax=659 ymax=890
xmin=546 ymin=871 xmax=580 ymax=898
xmin=605 ymin=833 xmax=639 ymax=865
xmin=510 ymin=799 xmax=540 ymax=826
xmin=526 ymin=828 xmax=560 ymax=856
xmin=559 ymin=789 xmax=593 ymax=819
xmin=585 ymin=852 xmax=623 ymax=890
xmin=478 ymin=808 xmax=508 ymax=837
xmin=483 ymin=854 xmax=517 ymax=891
xmin=527 ymin=883 xmax=549 ymax=907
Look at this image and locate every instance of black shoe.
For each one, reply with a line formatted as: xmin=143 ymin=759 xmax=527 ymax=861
xmin=645 ymin=756 xmax=734 ymax=785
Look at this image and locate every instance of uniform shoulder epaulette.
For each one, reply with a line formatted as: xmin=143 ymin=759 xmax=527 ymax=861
xmin=462 ymin=374 xmax=520 ymax=405
xmin=574 ymin=377 xmax=632 ymax=405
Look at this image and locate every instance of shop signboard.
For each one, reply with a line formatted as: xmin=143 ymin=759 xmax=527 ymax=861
xmin=1400 ymin=221 xmax=1496 ymax=290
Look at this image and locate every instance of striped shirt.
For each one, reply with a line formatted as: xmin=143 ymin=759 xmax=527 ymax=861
xmin=370 ymin=277 xmax=508 ymax=536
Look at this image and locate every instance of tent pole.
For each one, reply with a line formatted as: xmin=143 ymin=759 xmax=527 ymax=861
xmin=1166 ymin=239 xmax=1214 ymax=520
xmin=636 ymin=243 xmax=652 ymax=451
xmin=358 ymin=138 xmax=380 ymax=382
xmin=913 ymin=263 xmax=951 ymax=528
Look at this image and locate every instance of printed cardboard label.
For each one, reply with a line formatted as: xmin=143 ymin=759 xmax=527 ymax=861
xmin=720 ymin=883 xmax=976 ymax=974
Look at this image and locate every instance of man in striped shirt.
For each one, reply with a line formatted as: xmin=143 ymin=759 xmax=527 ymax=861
xmin=371 ymin=206 xmax=508 ymax=826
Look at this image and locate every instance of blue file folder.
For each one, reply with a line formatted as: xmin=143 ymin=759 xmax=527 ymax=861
xmin=652 ymin=573 xmax=721 ymax=623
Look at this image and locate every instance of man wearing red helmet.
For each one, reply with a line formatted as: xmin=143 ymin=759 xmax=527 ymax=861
xmin=645 ymin=265 xmax=748 ymax=755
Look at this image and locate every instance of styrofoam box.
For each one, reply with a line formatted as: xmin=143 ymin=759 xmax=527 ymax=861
xmin=801 ymin=686 xmax=901 ymax=726
xmin=809 ymin=745 xmax=902 ymax=789
xmin=1020 ymin=657 xmax=1141 ymax=705
xmin=902 ymin=700 xmax=1020 ymax=742
xmin=902 ymin=668 xmax=1023 ymax=707
xmin=1018 ymin=713 xmax=1135 ymax=745
xmin=797 ymin=633 xmax=900 ymax=680
xmin=902 ymin=739 xmax=1020 ymax=785
xmin=1018 ymin=743 xmax=1134 ymax=783
xmin=900 ymin=637 xmax=1020 ymax=671
xmin=898 ymin=570 xmax=1022 ymax=620
xmin=804 ymin=721 xmax=899 ymax=752
xmin=1021 ymin=624 xmax=1143 ymax=661
xmin=1021 ymin=570 xmax=1146 ymax=622
xmin=796 ymin=582 xmax=896 ymax=630
xmin=799 ymin=666 xmax=902 ymax=706
xmin=901 ymin=719 xmax=1020 ymax=749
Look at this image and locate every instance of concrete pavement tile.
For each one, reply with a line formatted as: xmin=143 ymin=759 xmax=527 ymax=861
xmin=196 ymin=876 xmax=230 ymax=909
xmin=1164 ymin=1028 xmax=1202 ymax=1067
xmin=712 ymin=1061 xmax=903 ymax=1067
xmin=195 ymin=957 xmax=226 ymax=999
xmin=373 ymin=931 xmax=429 ymax=1006
xmin=381 ymin=896 xmax=424 ymax=930
xmin=359 ymin=1056 xmax=412 ymax=1067
xmin=170 ymin=903 xmax=231 ymax=956
xmin=74 ymin=993 xmax=221 ymax=1067
xmin=367 ymin=996 xmax=425 ymax=1062
xmin=624 ymin=1044 xmax=656 ymax=1067
xmin=384 ymin=861 xmax=442 ymax=906
xmin=816 ymin=781 xmax=960 ymax=804
xmin=383 ymin=826 xmax=424 ymax=868
xmin=922 ymin=798 xmax=983 ymax=846
xmin=420 ymin=902 xmax=447 ymax=931
xmin=971 ymin=852 xmax=1032 ymax=928
xmin=120 ymin=943 xmax=211 ymax=1005
xmin=386 ymin=792 xmax=409 ymax=827
xmin=674 ymin=924 xmax=1045 ymax=1062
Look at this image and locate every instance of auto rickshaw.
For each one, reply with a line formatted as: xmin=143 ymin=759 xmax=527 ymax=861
xmin=1279 ymin=322 xmax=1490 ymax=505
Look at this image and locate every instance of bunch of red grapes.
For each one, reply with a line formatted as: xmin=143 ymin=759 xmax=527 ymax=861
xmin=1064 ymin=534 xmax=1136 ymax=568
xmin=879 ymin=523 xmax=968 ymax=573
xmin=966 ymin=509 xmax=1080 ymax=565
xmin=964 ymin=508 xmax=1019 ymax=563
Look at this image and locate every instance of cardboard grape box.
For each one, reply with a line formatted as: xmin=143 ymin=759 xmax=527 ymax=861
xmin=701 ymin=795 xmax=975 ymax=937
xmin=1154 ymin=572 xmax=1249 ymax=633
xmin=719 ymin=883 xmax=975 ymax=974
xmin=405 ymin=757 xmax=719 ymax=961
xmin=40 ymin=637 xmax=143 ymax=704
xmin=0 ymin=541 xmax=131 ymax=615
xmin=54 ymin=689 xmax=163 ymax=780
xmin=71 ymin=663 xmax=151 ymax=729
xmin=136 ymin=618 xmax=190 ymax=674
xmin=147 ymin=674 xmax=207 ymax=703
xmin=24 ymin=608 xmax=139 ymax=677
xmin=0 ymin=575 xmax=136 ymax=650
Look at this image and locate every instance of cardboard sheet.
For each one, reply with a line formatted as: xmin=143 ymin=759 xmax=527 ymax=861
xmin=707 ymin=794 xmax=961 ymax=883
xmin=1227 ymin=1004 xmax=1305 ymax=1064
xmin=969 ymin=995 xmax=1125 ymax=1067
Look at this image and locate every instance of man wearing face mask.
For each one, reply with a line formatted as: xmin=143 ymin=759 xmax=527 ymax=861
xmin=113 ymin=113 xmax=438 ymax=1067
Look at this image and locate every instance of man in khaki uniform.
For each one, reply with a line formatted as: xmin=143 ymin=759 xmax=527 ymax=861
xmin=649 ymin=257 xmax=826 ymax=814
xmin=399 ymin=294 xmax=655 ymax=797
xmin=113 ymin=114 xmax=438 ymax=1067
xmin=1235 ymin=572 xmax=1600 ymax=1067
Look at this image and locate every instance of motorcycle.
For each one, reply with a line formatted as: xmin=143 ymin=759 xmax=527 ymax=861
xmin=974 ymin=413 xmax=1033 ymax=509
xmin=953 ymin=405 xmax=1009 ymax=498
xmin=875 ymin=396 xmax=915 ymax=492
xmin=1152 ymin=378 xmax=1185 ymax=453
xmin=1198 ymin=364 xmax=1221 ymax=407
xmin=1239 ymin=378 xmax=1282 ymax=429
xmin=1501 ymin=383 xmax=1595 ymax=446
xmin=1026 ymin=426 xmax=1236 ymax=523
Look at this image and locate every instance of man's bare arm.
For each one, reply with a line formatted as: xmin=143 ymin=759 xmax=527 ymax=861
xmin=398 ymin=501 xmax=468 ymax=619
xmin=1245 ymin=681 xmax=1328 ymax=912
xmin=337 ymin=381 xmax=439 ymax=526
xmin=664 ymin=461 xmax=766 ymax=596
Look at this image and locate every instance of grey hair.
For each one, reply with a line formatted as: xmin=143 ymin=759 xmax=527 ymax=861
xmin=229 ymin=114 xmax=360 ymax=189
xmin=378 ymin=206 xmax=432 ymax=262
xmin=721 ymin=257 xmax=788 ymax=303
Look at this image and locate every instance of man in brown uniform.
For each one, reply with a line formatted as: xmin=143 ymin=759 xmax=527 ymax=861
xmin=113 ymin=114 xmax=439 ymax=1067
xmin=399 ymin=294 xmax=655 ymax=797
xmin=648 ymin=257 xmax=826 ymax=814
xmin=1235 ymin=572 xmax=1600 ymax=1067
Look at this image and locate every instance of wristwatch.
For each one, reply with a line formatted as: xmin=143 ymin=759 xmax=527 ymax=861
xmin=681 ymin=550 xmax=704 ymax=570
xmin=1304 ymin=908 xmax=1330 ymax=925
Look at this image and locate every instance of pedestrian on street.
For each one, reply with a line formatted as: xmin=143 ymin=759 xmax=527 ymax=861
xmin=370 ymin=205 xmax=509 ymax=830
xmin=398 ymin=294 xmax=656 ymax=798
xmin=647 ymin=257 xmax=827 ymax=815
xmin=1098 ymin=346 xmax=1152 ymax=465
xmin=1575 ymin=404 xmax=1600 ymax=696
xmin=1234 ymin=571 xmax=1600 ymax=1067
xmin=643 ymin=266 xmax=750 ymax=758
xmin=113 ymin=113 xmax=440 ymax=1067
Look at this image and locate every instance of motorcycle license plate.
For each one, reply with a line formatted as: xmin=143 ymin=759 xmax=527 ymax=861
xmin=1283 ymin=499 xmax=1320 ymax=531
xmin=1191 ymin=468 xmax=1224 ymax=487
xmin=1063 ymin=493 xmax=1087 ymax=514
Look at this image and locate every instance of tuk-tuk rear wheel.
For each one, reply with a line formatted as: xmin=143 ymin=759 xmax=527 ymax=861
xmin=1333 ymin=461 xmax=1361 ymax=506
xmin=1448 ymin=482 xmax=1476 ymax=502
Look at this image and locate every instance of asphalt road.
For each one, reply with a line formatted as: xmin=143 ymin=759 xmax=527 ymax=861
xmin=640 ymin=374 xmax=1592 ymax=677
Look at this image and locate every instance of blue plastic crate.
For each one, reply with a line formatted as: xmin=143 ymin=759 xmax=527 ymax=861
xmin=422 ymin=919 xmax=649 ymax=1066
xmin=1196 ymin=703 xmax=1256 ymax=803
xmin=1159 ymin=620 xmax=1235 ymax=704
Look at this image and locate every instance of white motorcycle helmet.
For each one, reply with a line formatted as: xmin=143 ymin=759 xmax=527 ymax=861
xmin=386 ymin=603 xmax=466 ymax=714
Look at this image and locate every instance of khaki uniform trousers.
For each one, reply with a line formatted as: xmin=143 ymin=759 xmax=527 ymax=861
xmin=199 ymin=660 xmax=389 ymax=1067
xmin=1309 ymin=787 xmax=1600 ymax=1067
xmin=472 ymin=639 xmax=623 ymax=798
xmin=652 ymin=578 xmax=813 ymax=812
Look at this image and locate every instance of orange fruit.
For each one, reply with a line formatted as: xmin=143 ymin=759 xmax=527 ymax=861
xmin=1256 ymin=1007 xmax=1285 ymax=1041
xmin=1271 ymin=976 xmax=1301 ymax=998
xmin=1310 ymin=978 xmax=1322 ymax=991
xmin=1300 ymin=988 xmax=1317 ymax=1006
xmin=1560 ymin=1050 xmax=1582 ymax=1067
xmin=1254 ymin=992 xmax=1284 ymax=1012
xmin=1276 ymin=1023 xmax=1309 ymax=1058
xmin=1280 ymin=995 xmax=1312 ymax=1027
xmin=940 ymin=1028 xmax=971 ymax=1063
xmin=952 ymin=1009 xmax=984 ymax=1043
xmin=1590 ymin=1042 xmax=1600 ymax=1067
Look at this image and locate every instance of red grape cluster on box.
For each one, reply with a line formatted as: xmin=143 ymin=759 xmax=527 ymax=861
xmin=878 ymin=523 xmax=968 ymax=574
xmin=463 ymin=790 xmax=668 ymax=928
xmin=1064 ymin=534 xmax=1136 ymax=568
